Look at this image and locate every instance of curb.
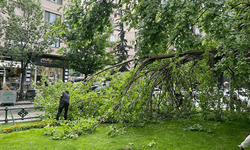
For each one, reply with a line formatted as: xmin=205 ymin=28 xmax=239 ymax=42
xmin=15 ymin=101 xmax=34 ymax=105
xmin=0 ymin=101 xmax=34 ymax=107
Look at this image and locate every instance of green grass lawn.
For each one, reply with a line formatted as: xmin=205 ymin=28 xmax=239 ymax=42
xmin=0 ymin=118 xmax=249 ymax=150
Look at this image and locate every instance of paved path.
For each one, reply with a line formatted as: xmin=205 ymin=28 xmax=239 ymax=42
xmin=0 ymin=101 xmax=45 ymax=124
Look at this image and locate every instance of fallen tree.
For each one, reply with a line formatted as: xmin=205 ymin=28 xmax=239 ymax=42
xmin=35 ymin=0 xmax=250 ymax=132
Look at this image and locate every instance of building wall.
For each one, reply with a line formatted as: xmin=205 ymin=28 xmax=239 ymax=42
xmin=42 ymin=0 xmax=138 ymax=66
xmin=34 ymin=1 xmax=69 ymax=83
xmin=0 ymin=0 xmax=69 ymax=88
xmin=41 ymin=0 xmax=68 ymax=55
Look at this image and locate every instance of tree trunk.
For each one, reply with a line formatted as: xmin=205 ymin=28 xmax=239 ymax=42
xmin=19 ymin=60 xmax=26 ymax=100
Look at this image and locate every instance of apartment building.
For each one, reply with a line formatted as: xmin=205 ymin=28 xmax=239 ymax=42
xmin=0 ymin=0 xmax=140 ymax=91
xmin=34 ymin=0 xmax=69 ymax=85
xmin=37 ymin=0 xmax=137 ymax=83
xmin=0 ymin=0 xmax=69 ymax=91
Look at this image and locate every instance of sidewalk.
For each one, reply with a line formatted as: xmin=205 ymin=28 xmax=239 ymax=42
xmin=0 ymin=100 xmax=45 ymax=124
xmin=0 ymin=100 xmax=34 ymax=108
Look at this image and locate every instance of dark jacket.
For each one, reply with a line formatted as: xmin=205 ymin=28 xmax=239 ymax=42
xmin=60 ymin=92 xmax=70 ymax=105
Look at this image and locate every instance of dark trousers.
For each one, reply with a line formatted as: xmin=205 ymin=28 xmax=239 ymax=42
xmin=56 ymin=103 xmax=69 ymax=120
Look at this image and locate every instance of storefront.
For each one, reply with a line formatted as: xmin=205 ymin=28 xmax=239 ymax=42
xmin=0 ymin=61 xmax=22 ymax=90
xmin=0 ymin=55 xmax=69 ymax=91
xmin=32 ymin=55 xmax=69 ymax=85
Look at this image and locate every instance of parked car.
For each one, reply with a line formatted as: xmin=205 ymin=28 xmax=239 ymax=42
xmin=234 ymin=89 xmax=249 ymax=103
xmin=153 ymin=87 xmax=162 ymax=97
xmin=73 ymin=77 xmax=85 ymax=82
xmin=91 ymin=81 xmax=110 ymax=94
xmin=191 ymin=89 xmax=199 ymax=100
xmin=222 ymin=88 xmax=249 ymax=105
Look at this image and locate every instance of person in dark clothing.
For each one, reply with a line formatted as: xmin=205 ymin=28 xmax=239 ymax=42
xmin=56 ymin=90 xmax=70 ymax=120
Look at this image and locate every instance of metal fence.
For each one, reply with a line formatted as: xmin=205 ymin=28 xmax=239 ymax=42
xmin=0 ymin=106 xmax=44 ymax=125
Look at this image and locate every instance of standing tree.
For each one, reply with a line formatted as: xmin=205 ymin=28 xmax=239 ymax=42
xmin=0 ymin=0 xmax=57 ymax=99
xmin=113 ymin=11 xmax=132 ymax=72
xmin=54 ymin=0 xmax=116 ymax=79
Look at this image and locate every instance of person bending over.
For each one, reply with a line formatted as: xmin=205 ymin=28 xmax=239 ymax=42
xmin=56 ymin=90 xmax=70 ymax=120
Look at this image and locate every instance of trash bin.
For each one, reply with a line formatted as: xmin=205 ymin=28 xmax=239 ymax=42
xmin=26 ymin=90 xmax=36 ymax=100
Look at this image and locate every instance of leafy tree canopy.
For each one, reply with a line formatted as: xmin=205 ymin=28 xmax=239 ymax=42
xmin=0 ymin=0 xmax=57 ymax=98
xmin=53 ymin=0 xmax=118 ymax=78
xmin=119 ymin=0 xmax=250 ymax=89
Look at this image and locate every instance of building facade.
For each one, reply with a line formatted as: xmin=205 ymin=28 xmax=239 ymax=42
xmin=0 ymin=0 xmax=69 ymax=91
xmin=0 ymin=0 xmax=139 ymax=91
xmin=33 ymin=0 xmax=69 ymax=84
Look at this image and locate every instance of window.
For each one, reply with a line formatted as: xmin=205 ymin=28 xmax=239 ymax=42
xmin=123 ymin=22 xmax=126 ymax=28
xmin=50 ymin=37 xmax=60 ymax=48
xmin=75 ymin=0 xmax=84 ymax=6
xmin=45 ymin=11 xmax=60 ymax=23
xmin=110 ymin=14 xmax=114 ymax=21
xmin=50 ymin=0 xmax=62 ymax=4
xmin=46 ymin=36 xmax=60 ymax=48
xmin=195 ymin=27 xmax=200 ymax=35
xmin=112 ymin=23 xmax=117 ymax=29
xmin=161 ymin=0 xmax=167 ymax=4
xmin=45 ymin=11 xmax=60 ymax=47
xmin=8 ymin=40 xmax=26 ymax=46
xmin=51 ymin=37 xmax=60 ymax=48
xmin=114 ymin=11 xmax=120 ymax=18
xmin=110 ymin=35 xmax=116 ymax=41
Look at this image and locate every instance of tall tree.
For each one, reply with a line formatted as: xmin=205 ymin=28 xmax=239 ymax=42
xmin=0 ymin=0 xmax=57 ymax=99
xmin=113 ymin=21 xmax=132 ymax=72
xmin=113 ymin=10 xmax=132 ymax=72
xmin=54 ymin=0 xmax=116 ymax=79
